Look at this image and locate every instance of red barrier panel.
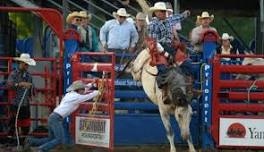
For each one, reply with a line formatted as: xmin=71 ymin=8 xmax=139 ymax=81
xmin=212 ymin=55 xmax=264 ymax=149
xmin=70 ymin=52 xmax=115 ymax=152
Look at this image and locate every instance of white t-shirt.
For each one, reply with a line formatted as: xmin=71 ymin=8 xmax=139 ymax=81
xmin=54 ymin=90 xmax=99 ymax=118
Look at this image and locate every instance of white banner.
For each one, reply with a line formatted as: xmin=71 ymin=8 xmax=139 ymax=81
xmin=75 ymin=116 xmax=110 ymax=148
xmin=219 ymin=118 xmax=264 ymax=147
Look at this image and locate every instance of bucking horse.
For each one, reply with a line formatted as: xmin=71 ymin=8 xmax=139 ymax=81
xmin=129 ymin=39 xmax=196 ymax=152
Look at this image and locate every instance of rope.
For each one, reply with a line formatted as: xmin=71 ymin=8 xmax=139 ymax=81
xmin=89 ymin=71 xmax=106 ymax=115
xmin=247 ymin=80 xmax=258 ymax=103
xmin=199 ymin=63 xmax=206 ymax=90
xmin=15 ymin=88 xmax=28 ymax=151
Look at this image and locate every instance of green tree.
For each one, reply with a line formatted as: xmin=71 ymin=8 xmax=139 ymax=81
xmin=9 ymin=12 xmax=34 ymax=39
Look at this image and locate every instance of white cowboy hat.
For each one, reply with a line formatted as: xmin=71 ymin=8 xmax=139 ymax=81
xmin=14 ymin=53 xmax=36 ymax=66
xmin=198 ymin=11 xmax=214 ymax=20
xmin=149 ymin=2 xmax=168 ymax=12
xmin=113 ymin=8 xmax=130 ymax=18
xmin=66 ymin=80 xmax=87 ymax=92
xmin=221 ymin=33 xmax=234 ymax=41
xmin=79 ymin=11 xmax=92 ymax=21
xmin=66 ymin=11 xmax=82 ymax=24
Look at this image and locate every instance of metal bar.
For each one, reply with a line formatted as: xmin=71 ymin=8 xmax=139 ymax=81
xmin=220 ymin=65 xmax=264 ymax=73
xmin=219 ymin=80 xmax=264 ymax=88
xmin=67 ymin=0 xmax=105 ymax=23
xmin=219 ymin=103 xmax=264 ymax=112
xmin=218 ymin=54 xmax=264 ymax=58
xmin=223 ymin=17 xmax=250 ymax=50
xmin=218 ymin=92 xmax=264 ymax=100
xmin=9 ymin=0 xmax=39 ymax=8
xmin=78 ymin=102 xmax=110 ymax=113
xmin=47 ymin=0 xmax=64 ymax=10
xmin=75 ymin=63 xmax=113 ymax=72
xmin=173 ymin=0 xmax=179 ymax=13
xmin=261 ymin=0 xmax=264 ymax=32
xmin=82 ymin=0 xmax=114 ymax=18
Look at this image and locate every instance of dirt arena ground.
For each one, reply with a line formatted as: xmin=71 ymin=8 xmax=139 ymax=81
xmin=0 ymin=145 xmax=261 ymax=152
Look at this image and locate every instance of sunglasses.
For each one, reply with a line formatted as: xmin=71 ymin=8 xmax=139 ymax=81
xmin=159 ymin=10 xmax=167 ymax=13
xmin=119 ymin=16 xmax=127 ymax=19
xmin=74 ymin=18 xmax=82 ymax=22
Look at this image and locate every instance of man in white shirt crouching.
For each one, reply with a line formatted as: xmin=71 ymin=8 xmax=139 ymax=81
xmin=26 ymin=80 xmax=100 ymax=152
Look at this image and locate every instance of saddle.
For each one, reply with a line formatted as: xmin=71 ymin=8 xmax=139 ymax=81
xmin=145 ymin=38 xmax=188 ymax=67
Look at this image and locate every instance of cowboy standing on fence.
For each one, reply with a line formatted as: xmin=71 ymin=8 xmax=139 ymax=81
xmin=25 ymin=80 xmax=100 ymax=152
xmin=7 ymin=53 xmax=36 ymax=146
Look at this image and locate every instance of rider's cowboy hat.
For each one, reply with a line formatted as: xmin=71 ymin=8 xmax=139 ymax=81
xmin=66 ymin=80 xmax=88 ymax=92
xmin=113 ymin=8 xmax=130 ymax=18
xmin=198 ymin=11 xmax=214 ymax=20
xmin=14 ymin=53 xmax=36 ymax=66
xmin=66 ymin=11 xmax=82 ymax=24
xmin=221 ymin=33 xmax=234 ymax=41
xmin=79 ymin=11 xmax=92 ymax=21
xmin=149 ymin=2 xmax=168 ymax=12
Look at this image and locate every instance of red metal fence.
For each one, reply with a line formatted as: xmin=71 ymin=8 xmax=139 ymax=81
xmin=0 ymin=57 xmax=61 ymax=137
xmin=70 ymin=52 xmax=115 ymax=152
xmin=212 ymin=55 xmax=264 ymax=149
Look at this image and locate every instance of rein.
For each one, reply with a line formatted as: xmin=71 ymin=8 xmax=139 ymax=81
xmin=116 ymin=49 xmax=142 ymax=78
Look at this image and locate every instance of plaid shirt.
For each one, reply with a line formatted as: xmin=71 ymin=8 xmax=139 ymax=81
xmin=148 ymin=14 xmax=185 ymax=46
xmin=7 ymin=69 xmax=33 ymax=106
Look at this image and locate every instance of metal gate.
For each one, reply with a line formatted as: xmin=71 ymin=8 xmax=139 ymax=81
xmin=0 ymin=57 xmax=61 ymax=137
xmin=70 ymin=52 xmax=115 ymax=152
xmin=212 ymin=54 xmax=264 ymax=149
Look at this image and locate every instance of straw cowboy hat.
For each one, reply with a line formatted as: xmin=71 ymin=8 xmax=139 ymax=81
xmin=113 ymin=8 xmax=130 ymax=18
xmin=79 ymin=11 xmax=92 ymax=21
xmin=221 ymin=33 xmax=234 ymax=41
xmin=66 ymin=11 xmax=82 ymax=24
xmin=198 ymin=11 xmax=214 ymax=20
xmin=136 ymin=12 xmax=146 ymax=20
xmin=14 ymin=53 xmax=36 ymax=66
xmin=149 ymin=2 xmax=168 ymax=12
xmin=66 ymin=80 xmax=87 ymax=92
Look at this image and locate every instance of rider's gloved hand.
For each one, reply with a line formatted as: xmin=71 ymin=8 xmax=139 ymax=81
xmin=157 ymin=43 xmax=164 ymax=53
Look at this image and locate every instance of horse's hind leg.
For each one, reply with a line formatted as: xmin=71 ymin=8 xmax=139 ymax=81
xmin=159 ymin=106 xmax=176 ymax=152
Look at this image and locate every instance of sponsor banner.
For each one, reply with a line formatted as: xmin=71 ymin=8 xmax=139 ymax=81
xmin=219 ymin=118 xmax=264 ymax=147
xmin=76 ymin=116 xmax=110 ymax=148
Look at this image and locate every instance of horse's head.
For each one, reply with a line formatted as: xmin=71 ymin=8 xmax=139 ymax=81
xmin=129 ymin=48 xmax=151 ymax=81
xmin=165 ymin=67 xmax=189 ymax=106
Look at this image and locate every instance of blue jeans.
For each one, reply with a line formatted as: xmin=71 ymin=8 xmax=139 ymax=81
xmin=180 ymin=59 xmax=192 ymax=76
xmin=29 ymin=112 xmax=66 ymax=152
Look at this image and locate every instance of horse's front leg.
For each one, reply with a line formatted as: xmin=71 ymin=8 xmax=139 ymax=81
xmin=187 ymin=137 xmax=196 ymax=152
xmin=159 ymin=105 xmax=176 ymax=152
xmin=175 ymin=106 xmax=196 ymax=152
